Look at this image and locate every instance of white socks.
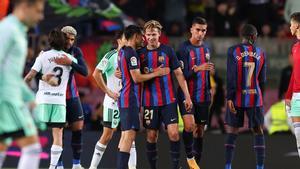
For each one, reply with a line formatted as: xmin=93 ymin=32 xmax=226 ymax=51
xmin=294 ymin=122 xmax=300 ymax=158
xmin=18 ymin=143 xmax=41 ymax=169
xmin=89 ymin=142 xmax=107 ymax=168
xmin=0 ymin=151 xmax=6 ymax=169
xmin=49 ymin=145 xmax=63 ymax=169
xmin=128 ymin=141 xmax=137 ymax=169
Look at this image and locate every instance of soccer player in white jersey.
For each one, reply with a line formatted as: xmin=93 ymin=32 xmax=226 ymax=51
xmin=0 ymin=0 xmax=44 ymax=169
xmin=25 ymin=29 xmax=77 ymax=169
xmin=89 ymin=31 xmax=137 ymax=169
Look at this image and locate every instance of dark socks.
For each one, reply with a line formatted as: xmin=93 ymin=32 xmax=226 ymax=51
xmin=182 ymin=130 xmax=194 ymax=159
xmin=146 ymin=142 xmax=158 ymax=169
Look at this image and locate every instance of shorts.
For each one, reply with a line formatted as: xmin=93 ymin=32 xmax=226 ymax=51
xmin=291 ymin=99 xmax=300 ymax=117
xmin=225 ymin=106 xmax=264 ymax=128
xmin=178 ymin=101 xmax=210 ymax=125
xmin=103 ymin=103 xmax=120 ymax=129
xmin=143 ymin=103 xmax=178 ymax=129
xmin=0 ymin=100 xmax=37 ymax=140
xmin=193 ymin=102 xmax=210 ymax=125
xmin=119 ymin=106 xmax=140 ymax=131
xmin=66 ymin=98 xmax=84 ymax=123
xmin=36 ymin=104 xmax=66 ymax=128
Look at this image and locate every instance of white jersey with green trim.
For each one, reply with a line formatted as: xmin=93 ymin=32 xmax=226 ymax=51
xmin=32 ymin=49 xmax=77 ymax=106
xmin=96 ymin=49 xmax=121 ymax=108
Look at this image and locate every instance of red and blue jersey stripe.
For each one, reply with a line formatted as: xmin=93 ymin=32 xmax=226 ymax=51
xmin=227 ymin=43 xmax=266 ymax=108
xmin=177 ymin=41 xmax=211 ymax=104
xmin=138 ymin=44 xmax=179 ymax=106
xmin=118 ymin=46 xmax=140 ymax=108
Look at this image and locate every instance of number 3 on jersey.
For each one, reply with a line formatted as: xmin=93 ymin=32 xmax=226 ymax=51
xmin=243 ymin=62 xmax=255 ymax=87
xmin=53 ymin=66 xmax=63 ymax=85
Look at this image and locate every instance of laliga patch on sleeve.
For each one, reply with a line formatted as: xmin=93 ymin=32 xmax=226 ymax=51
xmin=101 ymin=59 xmax=108 ymax=68
xmin=179 ymin=60 xmax=184 ymax=69
xmin=130 ymin=56 xmax=138 ymax=66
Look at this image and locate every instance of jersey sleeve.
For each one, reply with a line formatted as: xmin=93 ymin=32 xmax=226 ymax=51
xmin=177 ymin=45 xmax=194 ymax=79
xmin=226 ymin=47 xmax=237 ymax=100
xmin=0 ymin=29 xmax=12 ymax=65
xmin=126 ymin=48 xmax=139 ymax=70
xmin=169 ymin=47 xmax=180 ymax=70
xmin=70 ymin=47 xmax=88 ymax=76
xmin=96 ymin=51 xmax=114 ymax=73
xmin=21 ymin=81 xmax=35 ymax=103
xmin=31 ymin=53 xmax=43 ymax=72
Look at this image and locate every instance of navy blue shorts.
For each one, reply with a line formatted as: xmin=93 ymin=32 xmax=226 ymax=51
xmin=225 ymin=107 xmax=264 ymax=128
xmin=143 ymin=103 xmax=178 ymax=129
xmin=66 ymin=97 xmax=84 ymax=124
xmin=119 ymin=107 xmax=140 ymax=131
xmin=179 ymin=101 xmax=210 ymax=125
xmin=193 ymin=102 xmax=210 ymax=125
xmin=178 ymin=100 xmax=194 ymax=116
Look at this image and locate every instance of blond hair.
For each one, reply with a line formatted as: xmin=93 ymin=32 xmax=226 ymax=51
xmin=144 ymin=20 xmax=163 ymax=31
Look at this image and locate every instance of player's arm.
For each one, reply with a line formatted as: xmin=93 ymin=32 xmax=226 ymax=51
xmin=258 ymin=52 xmax=267 ymax=95
xmin=130 ymin=66 xmax=168 ymax=83
xmin=285 ymin=71 xmax=294 ymax=107
xmin=171 ymin=47 xmax=192 ymax=111
xmin=177 ymin=47 xmax=193 ymax=79
xmin=24 ymin=69 xmax=38 ymax=83
xmin=93 ymin=68 xmax=119 ymax=101
xmin=226 ymin=47 xmax=237 ymax=113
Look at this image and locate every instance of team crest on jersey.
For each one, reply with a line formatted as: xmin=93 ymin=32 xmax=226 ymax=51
xmin=101 ymin=59 xmax=108 ymax=68
xmin=179 ymin=60 xmax=184 ymax=69
xmin=158 ymin=55 xmax=165 ymax=63
xmin=130 ymin=56 xmax=138 ymax=66
xmin=144 ymin=67 xmax=150 ymax=74
xmin=205 ymin=53 xmax=210 ymax=62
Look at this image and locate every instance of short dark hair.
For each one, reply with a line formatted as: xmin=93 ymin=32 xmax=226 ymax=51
xmin=12 ymin=0 xmax=44 ymax=6
xmin=240 ymin=24 xmax=258 ymax=37
xmin=291 ymin=12 xmax=300 ymax=23
xmin=240 ymin=24 xmax=258 ymax=44
xmin=48 ymin=29 xmax=65 ymax=50
xmin=124 ymin=25 xmax=143 ymax=40
xmin=192 ymin=17 xmax=207 ymax=25
xmin=114 ymin=30 xmax=124 ymax=40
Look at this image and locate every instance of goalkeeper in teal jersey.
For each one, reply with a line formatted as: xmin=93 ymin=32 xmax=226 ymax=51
xmin=89 ymin=31 xmax=137 ymax=169
xmin=0 ymin=0 xmax=44 ymax=169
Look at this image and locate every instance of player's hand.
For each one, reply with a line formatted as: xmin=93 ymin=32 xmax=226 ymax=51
xmin=154 ymin=65 xmax=170 ymax=76
xmin=42 ymin=74 xmax=59 ymax=86
xmin=115 ymin=67 xmax=122 ymax=79
xmin=54 ymin=54 xmax=72 ymax=66
xmin=285 ymin=99 xmax=291 ymax=107
xmin=184 ymin=97 xmax=193 ymax=112
xmin=107 ymin=89 xmax=119 ymax=101
xmin=227 ymin=100 xmax=236 ymax=114
xmin=192 ymin=63 xmax=214 ymax=72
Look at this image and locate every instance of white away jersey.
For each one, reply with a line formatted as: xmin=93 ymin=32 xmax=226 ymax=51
xmin=96 ymin=49 xmax=121 ymax=108
xmin=32 ymin=49 xmax=77 ymax=105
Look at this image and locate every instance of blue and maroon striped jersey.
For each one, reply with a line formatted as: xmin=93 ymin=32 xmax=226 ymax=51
xmin=118 ymin=46 xmax=140 ymax=108
xmin=177 ymin=40 xmax=211 ymax=104
xmin=138 ymin=44 xmax=180 ymax=106
xmin=227 ymin=43 xmax=266 ymax=108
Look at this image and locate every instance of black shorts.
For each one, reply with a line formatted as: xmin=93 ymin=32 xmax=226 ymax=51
xmin=179 ymin=101 xmax=210 ymax=125
xmin=119 ymin=107 xmax=140 ymax=131
xmin=193 ymin=102 xmax=210 ymax=125
xmin=143 ymin=103 xmax=178 ymax=129
xmin=66 ymin=97 xmax=84 ymax=124
xmin=225 ymin=107 xmax=264 ymax=128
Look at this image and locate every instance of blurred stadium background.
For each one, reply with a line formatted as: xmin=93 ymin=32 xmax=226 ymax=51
xmin=1 ymin=0 xmax=300 ymax=168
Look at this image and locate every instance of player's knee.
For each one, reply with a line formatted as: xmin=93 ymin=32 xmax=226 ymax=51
xmin=146 ymin=131 xmax=158 ymax=143
xmin=252 ymin=126 xmax=264 ymax=135
xmin=168 ymin=129 xmax=179 ymax=141
xmin=184 ymin=122 xmax=195 ymax=132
